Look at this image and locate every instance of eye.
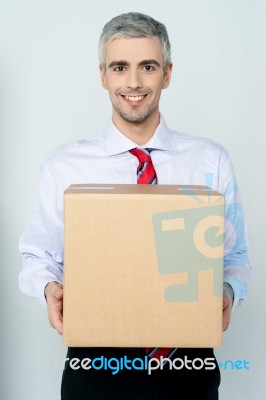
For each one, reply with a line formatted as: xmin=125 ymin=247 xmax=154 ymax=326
xmin=142 ymin=65 xmax=155 ymax=72
xmin=114 ymin=66 xmax=126 ymax=72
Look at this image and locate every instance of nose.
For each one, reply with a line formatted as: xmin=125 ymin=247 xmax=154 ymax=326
xmin=126 ymin=68 xmax=143 ymax=89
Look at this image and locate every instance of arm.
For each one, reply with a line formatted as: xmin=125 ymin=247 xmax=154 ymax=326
xmin=218 ymin=151 xmax=251 ymax=328
xmin=19 ymin=160 xmax=65 ymax=330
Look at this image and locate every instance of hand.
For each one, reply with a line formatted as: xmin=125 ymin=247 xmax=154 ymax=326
xmin=44 ymin=281 xmax=63 ymax=335
xmin=222 ymin=295 xmax=233 ymax=331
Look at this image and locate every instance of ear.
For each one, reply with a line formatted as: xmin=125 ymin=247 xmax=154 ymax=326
xmin=162 ymin=63 xmax=173 ymax=89
xmin=99 ymin=64 xmax=108 ymax=90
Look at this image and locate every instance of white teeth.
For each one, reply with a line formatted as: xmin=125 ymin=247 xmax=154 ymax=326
xmin=124 ymin=95 xmax=145 ymax=101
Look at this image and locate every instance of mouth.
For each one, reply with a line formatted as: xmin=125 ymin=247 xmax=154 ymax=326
xmin=121 ymin=94 xmax=148 ymax=105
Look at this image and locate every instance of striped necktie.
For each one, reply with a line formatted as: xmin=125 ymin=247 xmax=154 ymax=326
xmin=130 ymin=148 xmax=157 ymax=184
xmin=130 ymin=147 xmax=177 ymax=360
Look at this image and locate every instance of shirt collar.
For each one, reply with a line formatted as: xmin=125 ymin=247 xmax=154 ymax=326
xmin=104 ymin=114 xmax=176 ymax=156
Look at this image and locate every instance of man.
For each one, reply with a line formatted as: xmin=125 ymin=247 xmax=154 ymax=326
xmin=19 ymin=12 xmax=251 ymax=400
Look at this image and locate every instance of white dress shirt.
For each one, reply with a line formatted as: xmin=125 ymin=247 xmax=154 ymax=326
xmin=19 ymin=115 xmax=251 ymax=308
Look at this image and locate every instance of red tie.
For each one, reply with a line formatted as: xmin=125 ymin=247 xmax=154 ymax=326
xmin=130 ymin=148 xmax=157 ymax=184
xmin=130 ymin=148 xmax=177 ymax=360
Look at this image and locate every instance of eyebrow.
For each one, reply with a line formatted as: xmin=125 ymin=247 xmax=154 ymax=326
xmin=108 ymin=59 xmax=161 ymax=69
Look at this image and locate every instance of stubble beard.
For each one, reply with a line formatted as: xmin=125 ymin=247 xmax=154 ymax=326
xmin=111 ymin=90 xmax=158 ymax=124
xmin=113 ymin=103 xmax=158 ymax=124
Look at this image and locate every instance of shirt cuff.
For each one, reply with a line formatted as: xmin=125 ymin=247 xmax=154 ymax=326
xmin=223 ymin=278 xmax=247 ymax=311
xmin=35 ymin=276 xmax=62 ymax=306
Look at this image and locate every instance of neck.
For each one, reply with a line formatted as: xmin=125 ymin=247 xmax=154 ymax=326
xmin=112 ymin=109 xmax=160 ymax=145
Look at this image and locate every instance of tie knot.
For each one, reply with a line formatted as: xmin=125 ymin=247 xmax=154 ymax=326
xmin=130 ymin=148 xmax=153 ymax=163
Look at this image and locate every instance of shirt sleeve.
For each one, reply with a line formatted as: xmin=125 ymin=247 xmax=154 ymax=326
xmin=218 ymin=151 xmax=251 ymax=310
xmin=19 ymin=161 xmax=64 ymax=306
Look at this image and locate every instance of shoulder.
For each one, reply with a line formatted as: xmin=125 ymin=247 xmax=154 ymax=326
xmin=170 ymin=129 xmax=230 ymax=165
xmin=41 ymin=133 xmax=105 ymax=170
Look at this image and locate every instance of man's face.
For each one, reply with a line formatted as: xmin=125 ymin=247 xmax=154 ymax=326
xmin=100 ymin=37 xmax=172 ymax=125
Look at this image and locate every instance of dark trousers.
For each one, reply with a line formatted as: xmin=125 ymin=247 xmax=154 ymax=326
xmin=61 ymin=347 xmax=220 ymax=400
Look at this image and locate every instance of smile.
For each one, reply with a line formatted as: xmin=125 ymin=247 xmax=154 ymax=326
xmin=125 ymin=95 xmax=145 ymax=101
xmin=122 ymin=94 xmax=148 ymax=104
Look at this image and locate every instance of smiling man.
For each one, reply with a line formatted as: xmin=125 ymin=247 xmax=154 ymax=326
xmin=99 ymin=36 xmax=172 ymax=143
xmin=19 ymin=12 xmax=251 ymax=400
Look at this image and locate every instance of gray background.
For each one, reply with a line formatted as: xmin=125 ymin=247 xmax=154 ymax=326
xmin=0 ymin=0 xmax=265 ymax=399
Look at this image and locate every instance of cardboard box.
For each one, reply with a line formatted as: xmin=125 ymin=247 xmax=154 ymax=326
xmin=63 ymin=184 xmax=224 ymax=348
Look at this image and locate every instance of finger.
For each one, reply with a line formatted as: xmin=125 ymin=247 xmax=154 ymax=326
xmin=223 ymin=319 xmax=229 ymax=331
xmin=223 ymin=298 xmax=229 ymax=310
xmin=55 ymin=288 xmax=63 ymax=300
xmin=53 ymin=317 xmax=63 ymax=335
xmin=47 ymin=292 xmax=63 ymax=334
xmin=222 ymin=306 xmax=231 ymax=331
xmin=223 ymin=295 xmax=233 ymax=310
xmin=49 ymin=306 xmax=63 ymax=335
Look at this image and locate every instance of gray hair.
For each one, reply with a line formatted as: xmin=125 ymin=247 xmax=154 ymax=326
xmin=99 ymin=12 xmax=171 ymax=70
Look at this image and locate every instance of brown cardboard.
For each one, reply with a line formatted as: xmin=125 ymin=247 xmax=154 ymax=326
xmin=63 ymin=184 xmax=224 ymax=348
